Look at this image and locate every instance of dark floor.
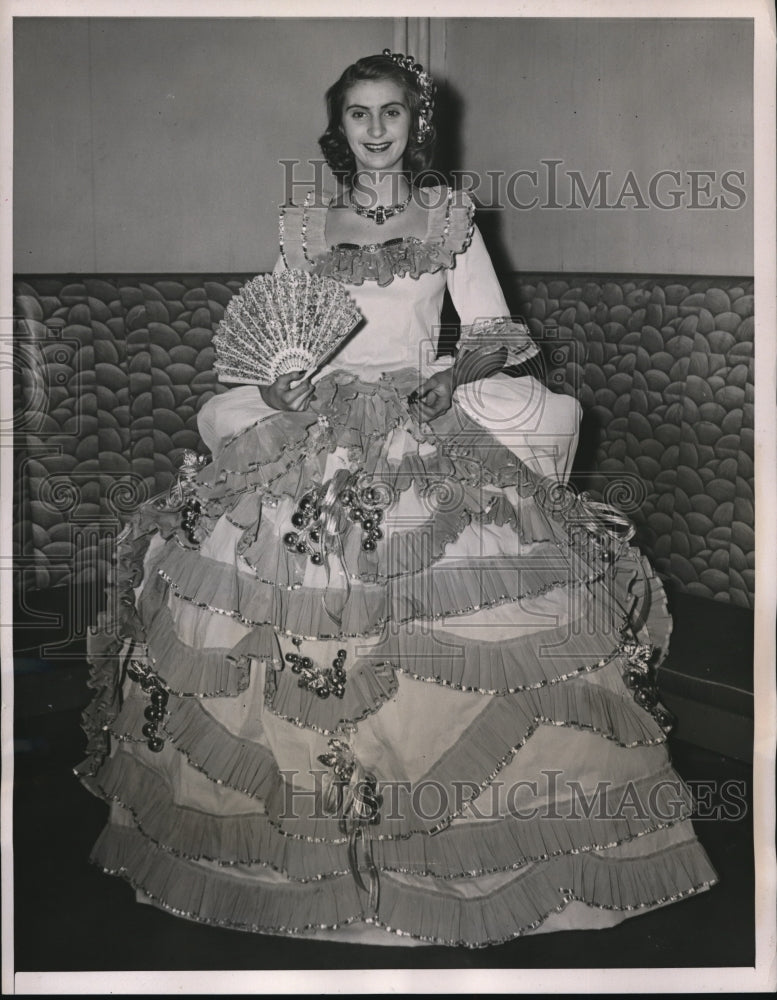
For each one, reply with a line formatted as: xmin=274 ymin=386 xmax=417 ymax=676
xmin=12 ymin=586 xmax=756 ymax=973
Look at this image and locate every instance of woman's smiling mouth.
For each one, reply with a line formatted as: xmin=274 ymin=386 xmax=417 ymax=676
xmin=363 ymin=142 xmax=392 ymax=152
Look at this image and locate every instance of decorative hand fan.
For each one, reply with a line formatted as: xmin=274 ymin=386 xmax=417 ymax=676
xmin=213 ymin=270 xmax=362 ymax=386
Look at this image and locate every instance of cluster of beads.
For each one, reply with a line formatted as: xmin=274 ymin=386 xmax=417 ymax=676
xmin=126 ymin=659 xmax=169 ymax=752
xmin=620 ymin=639 xmax=675 ymax=733
xmin=284 ymin=638 xmax=347 ymax=700
xmin=283 ymin=489 xmax=324 ymax=564
xmin=339 ymin=485 xmax=385 ymax=552
xmin=156 ymin=450 xmax=208 ymax=545
xmin=283 ymin=481 xmax=387 ymax=562
xmin=181 ymin=497 xmax=202 ymax=545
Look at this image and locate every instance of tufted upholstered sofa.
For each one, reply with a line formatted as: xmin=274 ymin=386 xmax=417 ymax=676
xmin=509 ymin=274 xmax=755 ymax=610
xmin=13 ymin=272 xmax=754 ymax=603
xmin=12 ymin=272 xmax=755 ymax=757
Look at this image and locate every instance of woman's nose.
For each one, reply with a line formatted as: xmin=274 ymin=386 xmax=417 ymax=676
xmin=367 ymin=115 xmax=385 ymax=137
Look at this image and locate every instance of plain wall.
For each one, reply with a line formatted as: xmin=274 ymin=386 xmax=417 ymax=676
xmin=14 ymin=17 xmax=753 ymax=275
xmin=13 ymin=17 xmax=392 ymax=273
xmin=443 ymin=18 xmax=753 ymax=274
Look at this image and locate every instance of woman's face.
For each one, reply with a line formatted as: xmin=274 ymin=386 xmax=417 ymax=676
xmin=340 ymin=78 xmax=411 ymax=176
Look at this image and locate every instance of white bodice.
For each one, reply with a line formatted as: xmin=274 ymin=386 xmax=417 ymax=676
xmin=320 ymin=268 xmax=449 ymax=379
xmin=200 ymin=186 xmax=540 ymax=454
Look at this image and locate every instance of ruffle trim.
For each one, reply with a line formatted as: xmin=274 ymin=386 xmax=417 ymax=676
xmin=97 ymin=549 xmax=666 ymax=735
xmin=78 ymin=625 xmax=126 ymax=776
xmin=373 ymin=550 xmax=671 ymax=694
xmin=456 ymin=317 xmax=540 ymax=369
xmin=379 ymin=665 xmax=668 ymax=839
xmin=90 ymin=823 xmax=717 ymax=946
xmin=112 ymin=582 xmax=401 ymax=727
xmin=205 ymin=408 xmax=325 ymax=500
xmin=234 ymin=484 xmax=557 ymax=589
xmin=105 ymin=663 xmax=667 ymax=840
xmin=315 ymin=233 xmax=471 ymax=288
xmin=208 ymin=369 xmax=550 ymax=500
xmin=279 ymin=186 xmax=475 ymax=288
xmin=195 ymin=363 xmax=551 ymax=588
xmin=382 ymin=618 xmax=624 ymax=695
xmin=138 ymin=582 xmax=258 ymax=697
xmin=154 ymin=541 xmax=600 ymax=640
xmin=80 ymin=523 xmax=666 ymax=756
xmin=183 ymin=370 xmax=591 ymax=592
xmin=375 ymin=836 xmax=717 ymax=947
xmin=263 ymin=649 xmax=399 ymax=735
xmin=78 ymin=517 xmax=157 ymax=775
xmin=84 ymin=747 xmax=696 ymax=881
xmin=107 ymin=551 xmax=662 ymax=738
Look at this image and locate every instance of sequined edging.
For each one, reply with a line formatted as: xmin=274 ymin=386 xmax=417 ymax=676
xmin=84 ymin=754 xmax=695 ymax=882
xmin=155 ymin=564 xmax=596 ymax=640
xmin=90 ymin=825 xmax=717 ymax=948
xmin=390 ymin=643 xmax=626 ymax=696
xmin=262 ymin=658 xmax=399 ymax=737
xmin=367 ymin=882 xmax=716 ymax=949
xmin=105 ymin=678 xmax=667 ymax=843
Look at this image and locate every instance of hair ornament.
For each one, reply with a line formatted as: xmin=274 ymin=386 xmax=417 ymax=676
xmin=382 ymin=48 xmax=435 ymax=140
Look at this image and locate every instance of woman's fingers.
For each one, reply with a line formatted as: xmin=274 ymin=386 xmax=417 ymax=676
xmin=408 ymin=381 xmax=433 ymax=409
xmin=410 ymin=387 xmax=448 ymax=422
xmin=277 ymin=370 xmax=305 ymax=392
xmin=287 ymin=381 xmax=315 ymax=411
xmin=417 ymin=399 xmax=441 ymax=420
xmin=287 ymin=379 xmax=312 ymax=399
xmin=259 ymin=372 xmax=316 ymax=411
xmin=275 ymin=371 xmax=314 ymax=410
xmin=288 ymin=385 xmax=315 ymax=411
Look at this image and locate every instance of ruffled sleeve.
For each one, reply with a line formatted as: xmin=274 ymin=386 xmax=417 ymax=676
xmin=447 ymin=223 xmax=539 ymax=367
xmin=456 ymin=313 xmax=539 ymax=369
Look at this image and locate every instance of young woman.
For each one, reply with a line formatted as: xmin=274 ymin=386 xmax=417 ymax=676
xmin=78 ymin=51 xmax=717 ymax=947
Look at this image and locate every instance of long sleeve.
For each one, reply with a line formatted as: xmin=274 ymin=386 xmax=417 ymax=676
xmin=446 ymin=224 xmax=539 ymax=367
xmin=197 ymin=385 xmax=277 ymax=457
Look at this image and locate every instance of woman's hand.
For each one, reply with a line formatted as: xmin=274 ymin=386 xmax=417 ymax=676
xmin=259 ymin=371 xmax=315 ymax=412
xmin=408 ymin=369 xmax=455 ymax=423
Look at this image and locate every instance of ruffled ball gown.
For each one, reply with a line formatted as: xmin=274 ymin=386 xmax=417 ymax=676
xmin=77 ymin=185 xmax=717 ymax=947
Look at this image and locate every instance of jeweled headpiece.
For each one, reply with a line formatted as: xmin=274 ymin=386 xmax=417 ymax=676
xmin=382 ymin=48 xmax=435 ymax=140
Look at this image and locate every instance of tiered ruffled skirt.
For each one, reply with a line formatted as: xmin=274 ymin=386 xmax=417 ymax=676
xmin=77 ymin=370 xmax=717 ymax=946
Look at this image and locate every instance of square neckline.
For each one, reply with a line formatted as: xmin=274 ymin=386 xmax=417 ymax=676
xmin=317 ymin=186 xmax=451 ymax=254
xmin=279 ymin=185 xmax=474 ymax=280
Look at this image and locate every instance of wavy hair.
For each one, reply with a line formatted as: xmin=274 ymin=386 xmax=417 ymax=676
xmin=318 ymin=53 xmax=436 ymax=187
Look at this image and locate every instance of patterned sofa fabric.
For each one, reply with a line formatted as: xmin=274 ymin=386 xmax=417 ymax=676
xmin=13 ymin=274 xmax=754 ymax=608
xmin=13 ymin=277 xmax=231 ymax=590
xmin=509 ymin=276 xmax=754 ymax=608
